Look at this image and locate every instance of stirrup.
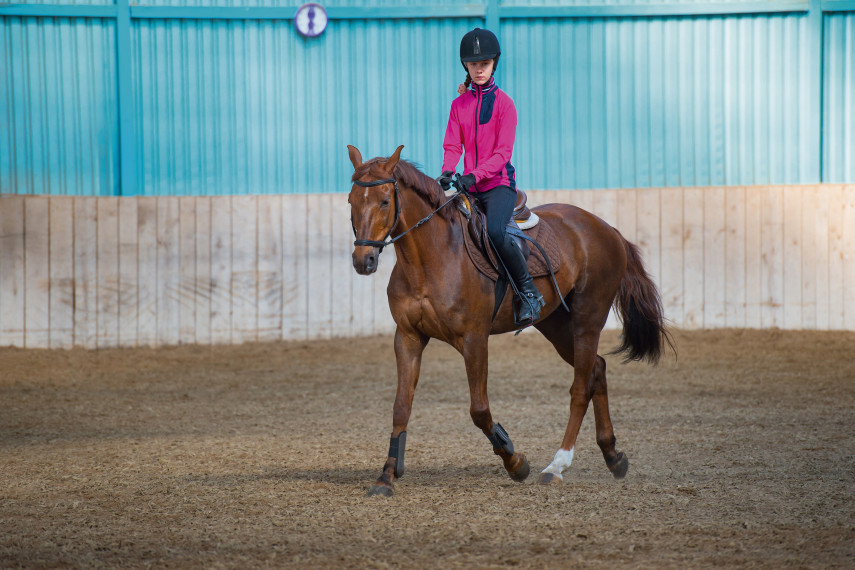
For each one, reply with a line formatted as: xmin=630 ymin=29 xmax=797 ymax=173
xmin=514 ymin=291 xmax=544 ymax=329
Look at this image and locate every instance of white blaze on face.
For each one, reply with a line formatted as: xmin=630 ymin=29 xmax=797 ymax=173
xmin=541 ymin=447 xmax=574 ymax=481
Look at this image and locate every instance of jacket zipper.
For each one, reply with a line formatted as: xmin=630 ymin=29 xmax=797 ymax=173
xmin=473 ymin=85 xmax=480 ymax=192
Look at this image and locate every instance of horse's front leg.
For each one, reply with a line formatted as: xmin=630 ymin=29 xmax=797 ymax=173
xmin=366 ymin=327 xmax=428 ymax=497
xmin=462 ymin=335 xmax=531 ymax=482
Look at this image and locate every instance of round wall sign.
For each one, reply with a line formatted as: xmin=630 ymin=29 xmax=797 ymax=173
xmin=294 ymin=3 xmax=328 ymax=38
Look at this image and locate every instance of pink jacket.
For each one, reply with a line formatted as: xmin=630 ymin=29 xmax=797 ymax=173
xmin=442 ymin=78 xmax=517 ymax=192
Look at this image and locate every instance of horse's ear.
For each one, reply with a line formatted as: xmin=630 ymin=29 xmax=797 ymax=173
xmin=384 ymin=145 xmax=404 ymax=174
xmin=347 ymin=145 xmax=362 ymax=169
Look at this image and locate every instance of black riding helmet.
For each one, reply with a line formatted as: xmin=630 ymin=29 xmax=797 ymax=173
xmin=460 ymin=28 xmax=501 ymax=72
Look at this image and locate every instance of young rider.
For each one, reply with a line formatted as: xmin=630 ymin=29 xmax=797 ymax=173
xmin=438 ymin=28 xmax=545 ymax=325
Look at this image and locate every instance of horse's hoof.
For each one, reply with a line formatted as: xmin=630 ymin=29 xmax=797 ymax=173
xmin=538 ymin=472 xmax=562 ymax=485
xmin=366 ymin=484 xmax=394 ymax=497
xmin=608 ymin=452 xmax=629 ymax=479
xmin=508 ymin=455 xmax=530 ymax=482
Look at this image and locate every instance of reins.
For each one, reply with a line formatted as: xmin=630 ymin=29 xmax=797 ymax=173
xmin=352 ymin=176 xmax=462 ymax=252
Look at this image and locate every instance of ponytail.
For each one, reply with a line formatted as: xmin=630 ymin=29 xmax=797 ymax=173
xmin=464 ymin=73 xmax=472 ymax=89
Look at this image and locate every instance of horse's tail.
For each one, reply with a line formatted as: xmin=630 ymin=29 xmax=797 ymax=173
xmin=610 ymin=234 xmax=675 ymax=364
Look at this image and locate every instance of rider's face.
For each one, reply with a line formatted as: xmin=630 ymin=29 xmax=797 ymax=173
xmin=466 ymin=59 xmax=495 ymax=85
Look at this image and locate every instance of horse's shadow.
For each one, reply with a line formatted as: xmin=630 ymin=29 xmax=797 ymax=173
xmin=179 ymin=463 xmax=500 ymax=490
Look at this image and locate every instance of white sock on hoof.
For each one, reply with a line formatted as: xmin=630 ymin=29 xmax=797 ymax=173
xmin=541 ymin=448 xmax=575 ymax=481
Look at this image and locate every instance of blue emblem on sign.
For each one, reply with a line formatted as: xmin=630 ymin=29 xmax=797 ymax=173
xmin=294 ymin=3 xmax=328 ymax=38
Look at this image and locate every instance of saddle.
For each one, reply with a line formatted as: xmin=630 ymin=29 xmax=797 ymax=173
xmin=456 ymin=189 xmax=563 ymax=283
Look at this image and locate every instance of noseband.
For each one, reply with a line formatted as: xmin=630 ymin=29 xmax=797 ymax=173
xmin=351 ymin=176 xmax=462 ymax=253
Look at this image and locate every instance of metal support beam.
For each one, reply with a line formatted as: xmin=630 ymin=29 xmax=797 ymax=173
xmin=1 ymin=1 xmax=823 ymax=20
xmin=130 ymin=4 xmax=485 ymax=20
xmin=499 ymin=2 xmax=809 ymax=18
xmin=821 ymin=0 xmax=855 ymax=11
xmin=0 ymin=4 xmax=117 ymax=17
xmin=115 ymin=0 xmax=135 ymax=196
xmin=808 ymin=0 xmax=825 ymax=182
xmin=485 ymin=0 xmax=499 ymax=31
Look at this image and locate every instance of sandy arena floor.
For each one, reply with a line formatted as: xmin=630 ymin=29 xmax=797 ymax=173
xmin=1 ymin=328 xmax=854 ymax=568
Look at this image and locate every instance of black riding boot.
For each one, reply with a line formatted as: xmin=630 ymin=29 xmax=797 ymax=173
xmin=498 ymin=237 xmax=545 ymax=325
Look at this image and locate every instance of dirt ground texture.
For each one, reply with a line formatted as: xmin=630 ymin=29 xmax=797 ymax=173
xmin=1 ymin=328 xmax=854 ymax=569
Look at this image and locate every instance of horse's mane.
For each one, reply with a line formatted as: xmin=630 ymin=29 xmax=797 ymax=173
xmin=351 ymin=157 xmax=449 ymax=214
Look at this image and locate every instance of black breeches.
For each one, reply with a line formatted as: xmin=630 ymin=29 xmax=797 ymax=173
xmin=469 ymin=185 xmax=517 ymax=259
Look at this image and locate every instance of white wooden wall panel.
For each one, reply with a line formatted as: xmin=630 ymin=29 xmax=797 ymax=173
xmin=137 ymin=197 xmax=158 ymax=346
xmin=744 ymin=188 xmax=763 ymax=328
xmin=331 ymin=194 xmax=354 ymax=337
xmin=73 ymin=199 xmax=97 ymax=348
xmin=783 ymin=187 xmax=803 ymax=329
xmin=24 ymin=198 xmax=50 ymax=347
xmin=282 ymin=194 xmax=308 ymax=340
xmin=814 ymin=186 xmax=831 ymax=330
xmin=118 ymin=198 xmax=139 ymax=347
xmin=0 ymin=197 xmax=25 ymax=347
xmin=231 ymin=196 xmax=258 ymax=344
xmin=827 ymin=186 xmax=845 ymax=330
xmin=761 ymin=187 xmax=784 ymax=329
xmin=157 ymin=198 xmax=180 ymax=346
xmin=704 ymin=187 xmax=727 ymax=328
xmin=1 ymin=185 xmax=853 ymax=348
xmin=178 ymin=197 xmax=197 ymax=344
xmin=96 ymin=198 xmax=119 ymax=348
xmin=49 ymin=197 xmax=75 ymax=348
xmin=194 ymin=197 xmax=212 ymax=345
xmin=210 ymin=197 xmax=232 ymax=345
xmin=724 ymin=187 xmax=746 ymax=328
xmin=683 ymin=188 xmax=705 ymax=328
xmin=257 ymin=195 xmax=283 ymax=342
xmin=672 ymin=188 xmax=693 ymax=327
xmin=844 ymin=185 xmax=855 ymax=331
xmin=306 ymin=194 xmax=332 ymax=339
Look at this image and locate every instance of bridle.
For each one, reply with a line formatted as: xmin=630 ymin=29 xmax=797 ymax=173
xmin=351 ymin=178 xmax=402 ymax=252
xmin=351 ymin=176 xmax=462 ymax=253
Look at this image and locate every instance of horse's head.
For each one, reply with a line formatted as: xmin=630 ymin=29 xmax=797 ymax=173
xmin=347 ymin=144 xmax=404 ymax=275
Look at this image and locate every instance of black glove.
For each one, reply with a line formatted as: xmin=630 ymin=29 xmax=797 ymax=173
xmin=437 ymin=170 xmax=454 ymax=191
xmin=457 ymin=173 xmax=476 ymax=192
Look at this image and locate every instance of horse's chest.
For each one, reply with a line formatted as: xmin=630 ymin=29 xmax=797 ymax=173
xmin=393 ymin=288 xmax=461 ymax=337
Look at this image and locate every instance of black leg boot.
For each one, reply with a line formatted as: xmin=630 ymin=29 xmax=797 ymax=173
xmin=497 ymin=237 xmax=545 ymax=325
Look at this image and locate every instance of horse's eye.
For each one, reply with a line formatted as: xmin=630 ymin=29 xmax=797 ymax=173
xmin=380 ymin=199 xmax=390 ymax=208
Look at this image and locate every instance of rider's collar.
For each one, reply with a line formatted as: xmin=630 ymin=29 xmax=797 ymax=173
xmin=472 ymin=77 xmax=497 ymax=95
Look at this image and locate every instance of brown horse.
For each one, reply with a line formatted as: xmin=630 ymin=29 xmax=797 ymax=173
xmin=348 ymin=145 xmax=673 ymax=497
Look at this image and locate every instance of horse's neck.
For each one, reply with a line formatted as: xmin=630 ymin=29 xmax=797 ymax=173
xmin=391 ymin=186 xmax=463 ymax=273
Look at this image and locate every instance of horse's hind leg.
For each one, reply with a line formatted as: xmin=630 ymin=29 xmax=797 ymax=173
xmin=535 ymin=310 xmax=626 ymax=483
xmin=460 ymin=334 xmax=530 ymax=482
xmin=591 ymin=356 xmax=629 ymax=479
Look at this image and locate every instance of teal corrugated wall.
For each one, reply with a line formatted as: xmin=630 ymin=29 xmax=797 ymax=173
xmin=823 ymin=11 xmax=855 ymax=183
xmin=503 ymin=14 xmax=818 ymax=189
xmin=2 ymin=2 xmax=854 ymax=195
xmin=1 ymin=16 xmax=118 ymax=195
xmin=131 ymin=17 xmax=476 ymax=195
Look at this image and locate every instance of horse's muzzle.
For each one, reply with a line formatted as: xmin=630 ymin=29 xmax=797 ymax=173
xmin=352 ymin=248 xmax=379 ymax=275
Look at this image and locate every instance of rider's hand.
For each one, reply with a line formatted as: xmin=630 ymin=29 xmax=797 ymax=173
xmin=437 ymin=171 xmax=455 ymax=191
xmin=457 ymin=173 xmax=476 ymax=192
